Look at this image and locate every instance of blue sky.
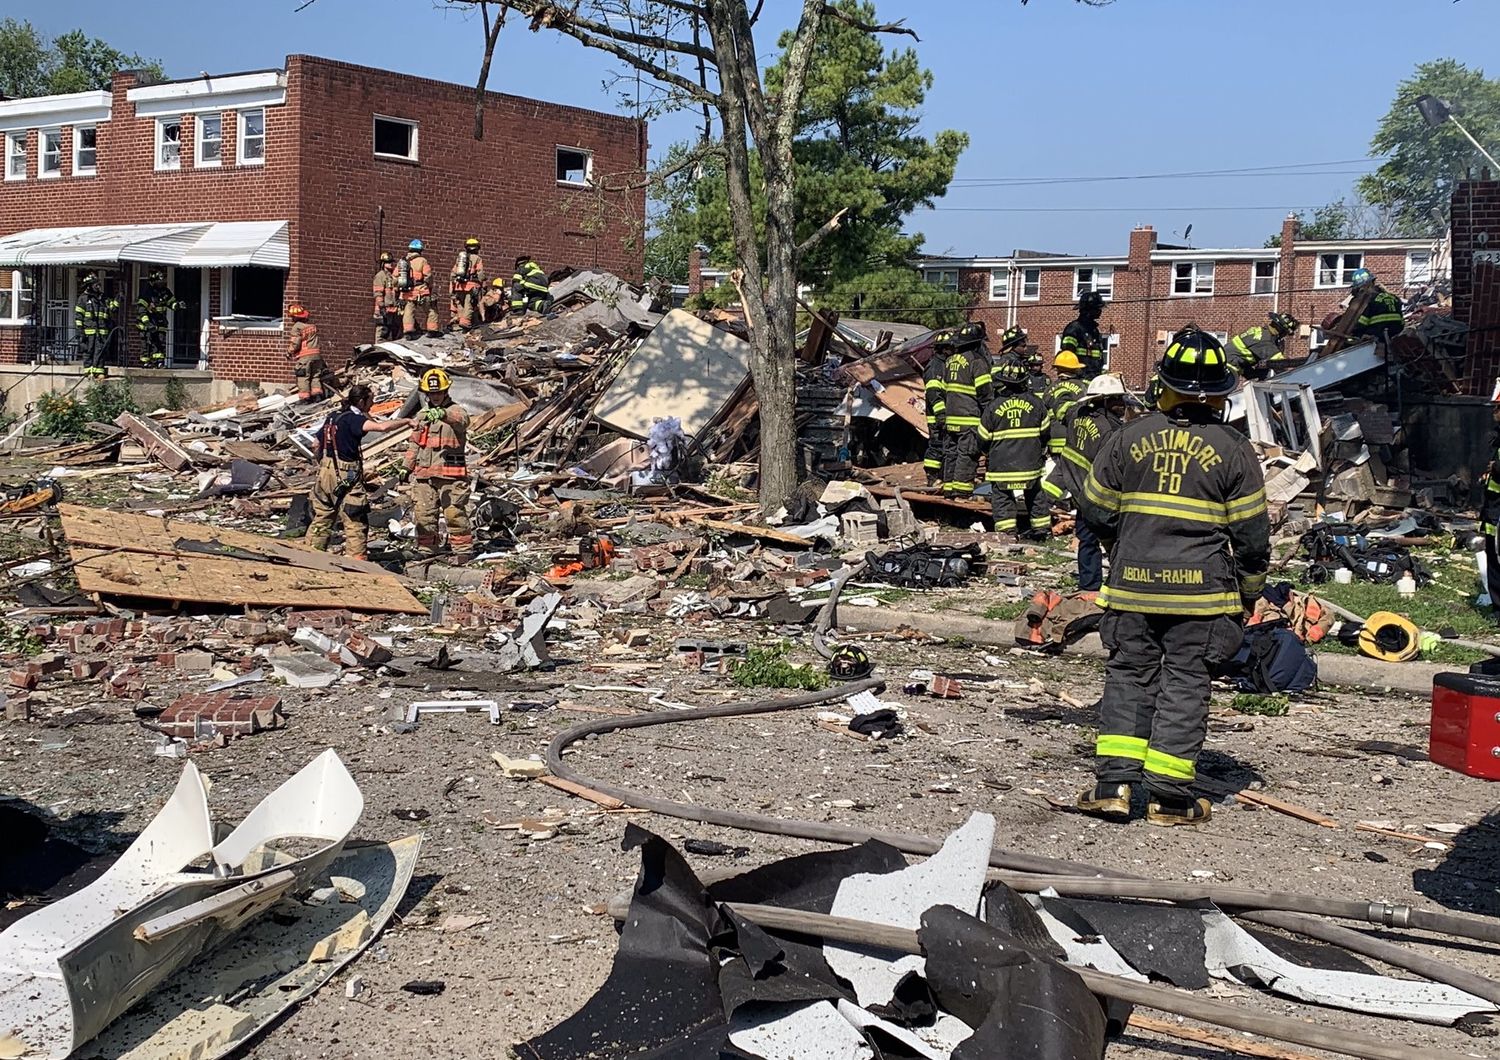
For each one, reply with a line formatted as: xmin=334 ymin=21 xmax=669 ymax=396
xmin=23 ymin=0 xmax=1498 ymax=255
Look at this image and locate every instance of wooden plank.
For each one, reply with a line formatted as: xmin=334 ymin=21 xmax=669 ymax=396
xmin=115 ymin=411 xmax=198 ymax=471
xmin=57 ymin=503 xmax=397 ymax=580
xmin=690 ymin=517 xmax=814 ymax=548
xmin=71 ymin=547 xmax=426 ymax=614
xmin=467 ymin=400 xmax=531 ymax=435
xmin=536 ymin=775 xmax=628 ymax=810
xmin=134 ymin=870 xmax=297 ymax=942
xmin=1128 ymin=1014 xmax=1323 ymax=1060
xmin=221 ymin=440 xmax=285 ymax=464
xmin=864 ymin=482 xmax=990 ymax=516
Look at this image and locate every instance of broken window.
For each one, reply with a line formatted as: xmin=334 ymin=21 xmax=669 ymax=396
xmin=1020 ymin=267 xmax=1041 ymax=301
xmin=4 ymin=132 xmax=24 ymax=181
xmin=1405 ymin=250 xmax=1433 ymax=286
xmin=1316 ymin=252 xmax=1361 ymax=288
xmin=238 ymin=107 xmax=265 ymax=165
xmin=373 ymin=116 xmax=417 ymax=161
xmin=1252 ymin=259 xmax=1277 ymax=295
xmin=224 ymin=266 xmax=285 ymax=320
xmin=39 ymin=130 xmax=61 ymax=177
xmin=197 ymin=115 xmax=222 ymax=166
xmin=0 ymin=269 xmax=34 ymax=324
xmin=988 ymin=268 xmax=1008 ymax=301
xmin=73 ymin=126 xmax=96 ymax=175
xmin=556 ymin=146 xmax=592 ymax=185
xmin=922 ymin=268 xmax=959 ymax=293
xmin=1172 ymin=261 xmax=1214 ymax=296
xmin=1074 ymin=265 xmax=1113 ymax=301
xmin=156 ymin=117 xmax=181 ymax=170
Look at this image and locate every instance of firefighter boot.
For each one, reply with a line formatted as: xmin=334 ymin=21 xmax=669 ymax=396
xmin=1146 ymin=796 xmax=1213 ymax=827
xmin=1076 ymin=783 xmax=1132 ymax=819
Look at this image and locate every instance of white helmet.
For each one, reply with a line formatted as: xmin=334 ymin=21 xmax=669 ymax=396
xmin=1080 ymin=372 xmax=1128 ymax=402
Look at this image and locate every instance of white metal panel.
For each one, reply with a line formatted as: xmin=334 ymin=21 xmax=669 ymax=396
xmin=0 ymin=223 xmax=206 ymax=265
xmin=176 ymin=221 xmax=289 ymax=268
xmin=0 ymin=90 xmax=111 ymax=132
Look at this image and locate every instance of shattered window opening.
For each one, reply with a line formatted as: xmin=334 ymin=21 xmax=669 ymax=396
xmin=73 ymin=126 xmax=96 ymax=175
xmin=373 ymin=116 xmax=418 ymax=162
xmin=556 ymin=146 xmax=593 ymax=185
xmin=39 ymin=130 xmax=61 ymax=178
xmin=923 ymin=268 xmax=959 ymax=293
xmin=4 ymin=132 xmax=24 ymax=181
xmin=156 ymin=117 xmax=181 ymax=171
xmin=1316 ymin=252 xmax=1362 ymax=288
xmin=225 ymin=266 xmax=285 ymax=320
xmin=197 ymin=114 xmax=222 ymax=167
xmin=1172 ymin=260 xmax=1214 ymax=296
xmin=1252 ymin=259 xmax=1277 ymax=295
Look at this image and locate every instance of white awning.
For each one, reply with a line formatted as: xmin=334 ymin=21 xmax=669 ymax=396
xmin=0 ymin=221 xmax=288 ymax=269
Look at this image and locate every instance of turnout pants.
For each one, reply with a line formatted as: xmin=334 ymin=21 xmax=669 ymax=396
xmin=1076 ymin=518 xmax=1104 ymax=592
xmin=942 ymin=428 xmax=980 ymax=496
xmin=402 ymin=296 xmax=438 ymax=334
xmin=305 ymin=459 xmax=370 ymax=559
xmin=140 ymin=321 xmax=167 ymax=366
xmin=1095 ymin=609 xmax=1242 ymax=801
xmin=412 ymin=476 xmax=472 ymax=553
xmin=990 ymin=478 xmax=1043 ymax=533
xmin=923 ymin=429 xmax=948 ymax=484
xmin=79 ymin=333 xmax=106 ymax=370
xmin=377 ymin=309 xmax=402 ymax=343
xmin=452 ymin=288 xmax=480 ymax=329
xmin=294 ymin=354 xmax=326 ymax=400
xmin=1487 ymin=531 xmax=1500 ymax=615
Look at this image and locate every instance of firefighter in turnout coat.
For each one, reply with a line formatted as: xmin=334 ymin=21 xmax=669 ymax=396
xmin=1045 ymin=372 xmax=1136 ymax=593
xmin=940 ymin=322 xmax=991 ymax=497
xmin=981 ymin=359 xmax=1051 ymax=537
xmin=1077 ymin=327 xmax=1270 ymax=827
xmin=922 ymin=330 xmax=952 ymax=487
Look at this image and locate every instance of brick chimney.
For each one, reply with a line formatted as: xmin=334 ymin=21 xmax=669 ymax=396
xmin=687 ymin=245 xmax=702 ymax=294
xmin=1127 ymin=225 xmax=1155 ymax=271
xmin=1279 ymin=213 xmax=1299 ymax=316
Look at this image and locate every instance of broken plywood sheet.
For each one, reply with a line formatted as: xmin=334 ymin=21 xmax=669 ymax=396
xmin=868 ymin=378 xmax=929 ymax=436
xmin=593 ymin=310 xmax=751 ymax=439
xmin=116 ymin=412 xmax=198 ymax=471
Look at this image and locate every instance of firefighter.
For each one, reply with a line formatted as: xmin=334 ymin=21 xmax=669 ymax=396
xmin=372 ymin=252 xmax=402 ymax=342
xmin=981 ymin=359 xmax=1052 ymax=539
xmin=999 ymin=325 xmax=1045 ymax=391
xmin=1044 ymin=350 xmax=1089 ymax=455
xmin=1482 ymin=385 xmax=1500 ymax=619
xmin=305 ymin=384 xmax=413 ymax=561
xmin=511 ymin=254 xmax=551 ymax=314
xmin=1061 ymin=290 xmax=1107 ymax=379
xmin=939 ymin=322 xmax=991 ymax=498
xmin=1227 ymin=311 xmax=1298 ymax=380
xmin=399 ymin=368 xmax=473 ymax=559
xmin=1349 ymin=268 xmax=1405 ymax=345
xmin=135 ymin=270 xmax=182 ymax=368
xmin=400 ymin=238 xmax=439 ymax=338
xmin=449 ymin=237 xmax=486 ymax=330
xmin=1076 ymin=327 xmax=1270 ymax=827
xmin=286 ymin=304 xmax=326 ymax=401
xmin=922 ymin=329 xmax=952 ymax=487
xmin=1044 ymin=372 xmax=1136 ymax=593
xmin=480 ymin=277 xmax=509 ymax=324
xmin=75 ymin=273 xmax=119 ymax=377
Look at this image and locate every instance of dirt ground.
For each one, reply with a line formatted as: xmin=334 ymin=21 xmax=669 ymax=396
xmin=8 ymin=580 xmax=1500 ymax=1060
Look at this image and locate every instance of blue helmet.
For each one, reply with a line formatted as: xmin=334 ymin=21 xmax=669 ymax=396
xmin=1349 ymin=267 xmax=1374 ymax=291
xmin=408 ymin=238 xmax=424 ymax=251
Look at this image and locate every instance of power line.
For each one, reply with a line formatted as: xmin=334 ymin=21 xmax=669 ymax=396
xmin=946 ymin=158 xmax=1382 ymax=187
xmin=948 ymin=171 xmax=1372 ymax=187
xmin=927 ymin=205 xmax=1322 ymax=213
xmin=821 ymin=282 xmax=1372 ymax=316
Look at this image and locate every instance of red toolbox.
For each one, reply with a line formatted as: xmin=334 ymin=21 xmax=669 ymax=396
xmin=1431 ymin=671 xmax=1500 ymax=780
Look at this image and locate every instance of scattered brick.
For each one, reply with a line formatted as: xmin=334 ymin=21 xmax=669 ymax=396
xmin=9 ymin=669 xmax=38 ymax=690
xmin=158 ymin=692 xmax=286 ymax=739
xmin=72 ymin=660 xmax=108 ymax=680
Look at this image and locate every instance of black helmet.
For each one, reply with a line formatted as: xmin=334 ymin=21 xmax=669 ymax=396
xmin=951 ymin=321 xmax=986 ymax=351
xmin=1000 ymin=325 xmax=1027 ymax=352
xmin=1078 ymin=290 xmax=1106 ymax=315
xmin=1268 ymin=311 xmax=1298 ymax=337
xmin=828 ymin=644 xmax=873 ymax=681
xmin=1158 ymin=326 xmax=1235 ymax=398
xmin=379 ymin=251 xmax=393 ymax=264
xmin=994 ymin=359 xmax=1031 ymax=389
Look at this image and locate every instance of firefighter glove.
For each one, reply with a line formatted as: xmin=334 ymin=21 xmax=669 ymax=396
xmin=422 ymin=407 xmax=446 ymax=424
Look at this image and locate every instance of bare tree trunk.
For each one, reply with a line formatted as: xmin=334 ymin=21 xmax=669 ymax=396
xmin=472 ymin=2 xmax=506 ymax=140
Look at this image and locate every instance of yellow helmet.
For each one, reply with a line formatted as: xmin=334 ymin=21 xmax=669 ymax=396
xmin=1054 ymin=350 xmax=1084 ymax=372
xmin=419 ymin=368 xmax=452 ymax=393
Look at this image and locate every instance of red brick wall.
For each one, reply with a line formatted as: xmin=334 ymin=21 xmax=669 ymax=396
xmin=0 ymin=56 xmax=647 ymax=383
xmin=1452 ymin=180 xmax=1500 ymax=394
xmin=288 ymin=55 xmax=646 ymax=361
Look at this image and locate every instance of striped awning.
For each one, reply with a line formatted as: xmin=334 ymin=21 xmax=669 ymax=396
xmin=0 ymin=221 xmax=288 ymax=268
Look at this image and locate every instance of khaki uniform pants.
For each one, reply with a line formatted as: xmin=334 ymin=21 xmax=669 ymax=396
xmin=306 ymin=459 xmax=369 ymax=558
xmin=294 ymin=354 xmax=326 ymax=399
xmin=403 ymin=297 xmax=438 ymax=334
xmin=412 ymin=476 xmax=471 ymax=551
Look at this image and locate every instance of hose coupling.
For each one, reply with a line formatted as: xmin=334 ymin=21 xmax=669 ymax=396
xmin=1368 ymin=902 xmax=1412 ymax=927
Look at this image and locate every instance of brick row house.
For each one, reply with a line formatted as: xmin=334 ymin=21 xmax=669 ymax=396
xmin=0 ymin=55 xmax=646 ymax=387
xmin=913 ymin=216 xmax=1440 ymax=387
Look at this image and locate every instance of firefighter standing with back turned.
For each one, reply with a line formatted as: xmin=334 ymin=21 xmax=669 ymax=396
xmin=400 ymin=238 xmax=440 ymax=338
xmin=981 ymin=359 xmax=1051 ymax=539
xmin=400 ymin=368 xmax=473 ymax=559
xmin=286 ymin=304 xmax=325 ymax=401
xmin=1077 ymin=327 xmax=1270 ymax=827
xmin=1044 ymin=372 xmax=1136 ymax=594
xmin=922 ymin=330 xmax=952 ymax=487
xmin=450 ymin=237 xmax=485 ymax=330
xmin=372 ymin=252 xmax=402 ymax=342
xmin=940 ymin=322 xmax=991 ymax=498
xmin=305 ymin=384 xmax=413 ymax=561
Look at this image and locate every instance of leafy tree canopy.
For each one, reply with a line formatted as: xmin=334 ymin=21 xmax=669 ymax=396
xmin=0 ymin=19 xmax=162 ymax=98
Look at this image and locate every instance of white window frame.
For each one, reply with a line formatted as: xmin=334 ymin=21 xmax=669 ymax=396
xmin=1172 ymin=260 xmax=1214 ymax=296
xmin=1315 ymin=251 xmax=1362 ymax=289
xmin=72 ymin=125 xmax=97 ymax=176
xmin=0 ymin=268 xmax=35 ymax=325
xmin=1020 ymin=266 xmax=1041 ymax=301
xmin=988 ymin=268 xmax=1008 ymax=302
xmin=1405 ymin=249 xmax=1433 ymax=286
xmin=237 ymin=107 xmax=265 ymax=166
xmin=195 ymin=114 xmax=222 ymax=167
xmin=218 ymin=266 xmax=286 ymax=330
xmin=155 ymin=116 xmax=182 ymax=171
xmin=1251 ymin=259 xmax=1277 ymax=296
xmin=922 ymin=268 xmax=959 ymax=293
xmin=5 ymin=131 xmax=26 ymax=181
xmin=1073 ymin=265 xmax=1113 ymax=301
xmin=555 ymin=145 xmax=593 ymax=186
xmin=38 ymin=129 xmax=62 ymax=179
xmin=372 ymin=115 xmax=418 ymax=162
xmin=1308 ymin=326 xmax=1329 ymax=356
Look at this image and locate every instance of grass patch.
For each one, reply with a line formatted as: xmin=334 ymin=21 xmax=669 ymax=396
xmin=982 ymin=601 xmax=1027 ymax=621
xmin=731 ymin=642 xmax=828 ymax=691
xmin=1231 ymin=692 xmax=1289 ymax=716
xmin=860 ymin=587 xmax=914 ymax=604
